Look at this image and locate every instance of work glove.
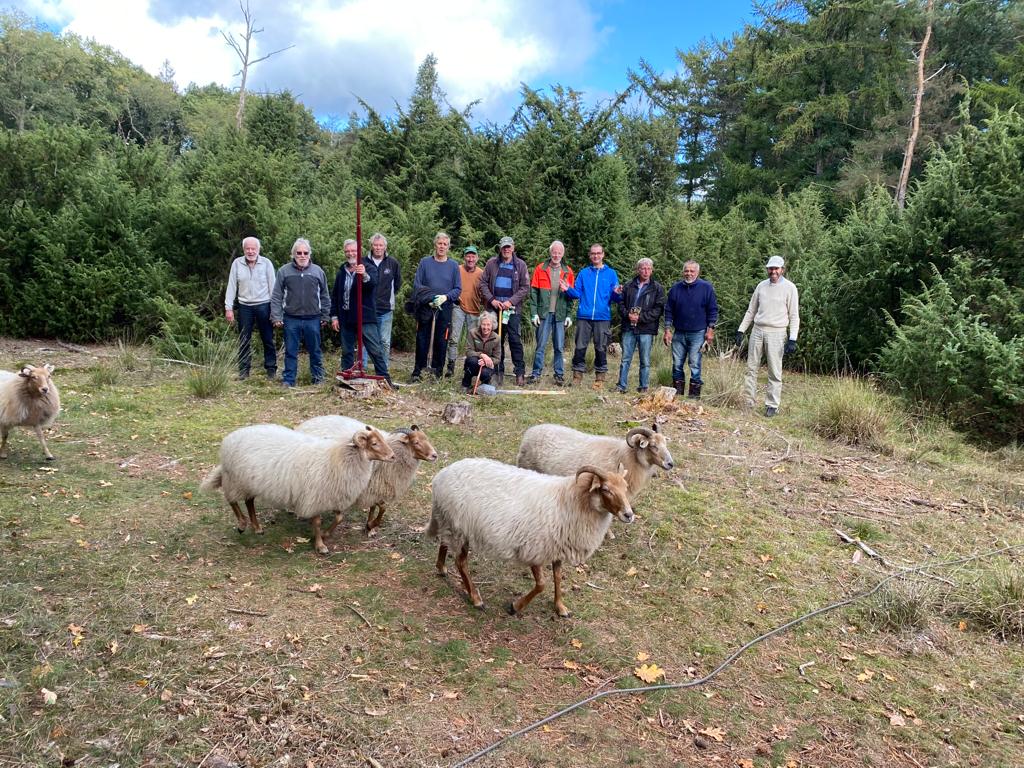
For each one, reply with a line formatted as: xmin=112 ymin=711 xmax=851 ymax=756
xmin=784 ymin=339 xmax=797 ymax=355
xmin=734 ymin=331 xmax=744 ymax=347
xmin=532 ymin=314 xmax=541 ymax=327
xmin=430 ymin=295 xmax=447 ymax=309
xmin=564 ymin=317 xmax=573 ymax=329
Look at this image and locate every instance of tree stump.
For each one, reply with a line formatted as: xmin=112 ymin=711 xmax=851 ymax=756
xmin=441 ymin=402 xmax=471 ymax=424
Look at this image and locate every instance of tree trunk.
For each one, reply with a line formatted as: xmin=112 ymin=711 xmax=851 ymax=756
xmin=895 ymin=0 xmax=934 ymax=210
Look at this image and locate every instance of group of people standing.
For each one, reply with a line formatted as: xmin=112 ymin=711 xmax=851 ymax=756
xmin=224 ymin=234 xmax=800 ymax=414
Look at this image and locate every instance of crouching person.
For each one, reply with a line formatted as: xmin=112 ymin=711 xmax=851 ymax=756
xmin=462 ymin=312 xmax=500 ymax=393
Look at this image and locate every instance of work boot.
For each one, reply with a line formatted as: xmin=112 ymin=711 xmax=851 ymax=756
xmin=445 ymin=359 xmax=455 ymax=378
xmin=688 ymin=381 xmax=702 ymax=400
xmin=593 ymin=372 xmax=605 ymax=390
xmin=673 ymin=379 xmax=685 ymax=396
xmin=527 ymin=373 xmax=540 ymax=384
xmin=553 ymin=373 xmax=565 ymax=386
xmin=572 ymin=371 xmax=583 ymax=387
xmin=765 ymin=406 xmax=778 ymax=417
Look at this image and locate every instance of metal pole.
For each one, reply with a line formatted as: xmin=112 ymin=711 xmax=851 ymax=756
xmin=354 ymin=188 xmax=364 ymax=374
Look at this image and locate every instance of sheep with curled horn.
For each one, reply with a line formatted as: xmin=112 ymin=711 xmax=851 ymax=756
xmin=0 ymin=364 xmax=61 ymax=461
xmin=428 ymin=459 xmax=633 ymax=617
xmin=515 ymin=422 xmax=673 ymax=499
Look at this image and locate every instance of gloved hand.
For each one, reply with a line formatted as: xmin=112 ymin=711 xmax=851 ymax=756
xmin=532 ymin=314 xmax=541 ymax=327
xmin=564 ymin=317 xmax=573 ymax=329
xmin=784 ymin=339 xmax=797 ymax=355
xmin=734 ymin=331 xmax=744 ymax=347
xmin=430 ymin=295 xmax=447 ymax=309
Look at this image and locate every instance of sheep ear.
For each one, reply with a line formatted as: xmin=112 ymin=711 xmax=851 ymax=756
xmin=351 ymin=430 xmax=369 ymax=449
xmin=651 ymin=422 xmax=659 ymax=433
xmin=409 ymin=424 xmax=419 ymax=432
xmin=19 ymin=367 xmax=31 ymax=378
xmin=45 ymin=364 xmax=55 ymax=374
xmin=617 ymin=462 xmax=628 ymax=478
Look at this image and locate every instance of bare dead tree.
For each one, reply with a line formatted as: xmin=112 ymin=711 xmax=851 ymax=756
xmin=221 ymin=0 xmax=293 ymax=131
xmin=895 ymin=0 xmax=934 ymax=210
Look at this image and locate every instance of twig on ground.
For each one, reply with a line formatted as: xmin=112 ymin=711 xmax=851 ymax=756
xmin=226 ymin=607 xmax=268 ymax=617
xmin=835 ymin=529 xmax=954 ymax=585
xmin=798 ymin=661 xmax=815 ymax=676
xmin=348 ymin=604 xmax=372 ymax=627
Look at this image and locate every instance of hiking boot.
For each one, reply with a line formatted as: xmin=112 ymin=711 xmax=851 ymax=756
xmin=593 ymin=372 xmax=605 ymax=391
xmin=527 ymin=373 xmax=540 ymax=385
xmin=637 ymin=387 xmax=648 ymax=394
xmin=553 ymin=374 xmax=565 ymax=386
xmin=765 ymin=406 xmax=778 ymax=417
xmin=673 ymin=379 xmax=685 ymax=396
xmin=572 ymin=371 xmax=583 ymax=387
xmin=445 ymin=360 xmax=455 ymax=378
xmin=688 ymin=381 xmax=702 ymax=400
xmin=615 ymin=385 xmax=626 ymax=394
xmin=410 ymin=370 xmax=422 ymax=383
xmin=515 ymin=374 xmax=525 ymax=386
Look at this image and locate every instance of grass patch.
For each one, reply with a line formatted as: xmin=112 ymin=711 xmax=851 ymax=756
xmin=88 ymin=363 xmax=120 ymax=388
xmin=702 ymin=356 xmax=746 ymax=407
xmin=859 ymin=579 xmax=936 ymax=633
xmin=945 ymin=560 xmax=1024 ymax=641
xmin=809 ymin=377 xmax=895 ymax=449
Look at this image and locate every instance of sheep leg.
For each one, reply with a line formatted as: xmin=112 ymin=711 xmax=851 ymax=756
xmin=552 ymin=560 xmax=571 ymax=618
xmin=34 ymin=425 xmax=54 ymax=461
xmin=0 ymin=426 xmax=8 ymax=459
xmin=245 ymin=498 xmax=263 ymax=534
xmin=324 ymin=512 xmax=343 ymax=537
xmin=366 ymin=504 xmax=386 ymax=534
xmin=455 ymin=545 xmax=484 ymax=610
xmin=310 ymin=515 xmax=330 ymax=555
xmin=229 ymin=501 xmax=248 ymax=532
xmin=508 ymin=565 xmax=545 ymax=616
xmin=435 ymin=545 xmax=448 ymax=577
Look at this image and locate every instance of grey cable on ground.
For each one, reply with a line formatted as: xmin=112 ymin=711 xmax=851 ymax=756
xmin=451 ymin=543 xmax=1022 ymax=767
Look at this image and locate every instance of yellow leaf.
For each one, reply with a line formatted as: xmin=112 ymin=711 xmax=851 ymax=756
xmin=634 ymin=664 xmax=665 ymax=683
xmin=635 ymin=651 xmax=650 ymax=662
xmin=99 ymin=480 xmax=113 ymax=487
xmin=738 ymin=759 xmax=755 ymax=768
xmin=856 ymin=669 xmax=874 ymax=682
xmin=759 ymin=554 xmax=772 ymax=563
xmin=957 ymin=620 xmax=967 ymax=631
xmin=570 ymin=639 xmax=583 ymax=649
xmin=109 ymin=640 xmax=119 ymax=656
xmin=563 ymin=660 xmax=580 ymax=670
xmin=699 ymin=725 xmax=725 ymax=742
xmin=185 ymin=594 xmax=198 ymax=605
xmin=41 ymin=688 xmax=57 ymax=706
xmin=625 ymin=566 xmax=638 ymax=577
xmin=136 ymin=679 xmax=149 ymax=687
xmin=181 ymin=491 xmax=192 ymax=500
xmin=771 ymin=465 xmax=786 ymax=473
xmin=131 ymin=624 xmax=149 ymax=634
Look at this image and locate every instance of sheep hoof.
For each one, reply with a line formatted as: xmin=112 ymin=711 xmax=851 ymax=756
xmin=236 ymin=526 xmax=246 ymax=534
xmin=435 ymin=570 xmax=447 ymax=579
xmin=316 ymin=544 xmax=329 ymax=555
xmin=506 ymin=602 xmax=518 ymax=616
xmin=557 ymin=608 xmax=573 ymax=619
xmin=254 ymin=528 xmax=265 ymax=535
xmin=474 ymin=602 xmax=486 ymax=612
xmin=45 ymin=455 xmax=56 ymax=462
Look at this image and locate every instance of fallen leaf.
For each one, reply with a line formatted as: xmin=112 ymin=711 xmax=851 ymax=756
xmin=160 ymin=689 xmax=172 ymax=702
xmin=759 ymin=554 xmax=772 ymax=563
xmin=363 ymin=707 xmax=387 ymax=716
xmin=295 ymin=537 xmax=310 ymax=544
xmin=131 ymin=624 xmax=149 ymax=634
xmin=41 ymin=688 xmax=57 ymax=706
xmin=852 ymin=550 xmax=862 ymax=564
xmin=699 ymin=726 xmax=725 ymax=742
xmin=636 ymin=651 xmax=650 ymax=662
xmin=185 ymin=594 xmax=198 ymax=605
xmin=635 ymin=664 xmax=665 ymax=683
xmin=563 ymin=660 xmax=580 ymax=670
xmin=66 ymin=515 xmax=81 ymax=525
xmin=958 ymin=620 xmax=967 ymax=631
xmin=570 ymin=639 xmax=583 ymax=649
xmin=738 ymin=759 xmax=755 ymax=768
xmin=108 ymin=640 xmax=118 ymax=656
xmin=888 ymin=712 xmax=906 ymax=727
xmin=856 ymin=669 xmax=874 ymax=682
xmin=306 ymin=583 xmax=323 ymax=593
xmin=99 ymin=480 xmax=113 ymax=487
xmin=625 ymin=566 xmax=638 ymax=577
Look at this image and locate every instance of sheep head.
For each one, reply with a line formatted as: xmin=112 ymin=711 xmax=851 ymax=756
xmin=353 ymin=425 xmax=396 ymax=463
xmin=18 ymin=364 xmax=56 ymax=397
xmin=575 ymin=464 xmax=634 ymax=524
xmin=625 ymin=423 xmax=673 ymax=471
xmin=397 ymin=424 xmax=438 ymax=462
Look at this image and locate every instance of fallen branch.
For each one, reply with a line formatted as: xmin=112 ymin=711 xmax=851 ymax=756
xmin=834 ymin=528 xmax=954 ymax=585
xmin=226 ymin=607 xmax=268 ymax=617
xmin=348 ymin=604 xmax=372 ymax=627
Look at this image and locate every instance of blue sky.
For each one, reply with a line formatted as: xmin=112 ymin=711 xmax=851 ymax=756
xmin=13 ymin=0 xmax=756 ymax=122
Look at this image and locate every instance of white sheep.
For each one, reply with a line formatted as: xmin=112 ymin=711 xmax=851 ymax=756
xmin=296 ymin=415 xmax=438 ymax=534
xmin=428 ymin=459 xmax=633 ymax=617
xmin=200 ymin=423 xmax=395 ymax=554
xmin=515 ymin=422 xmax=673 ymax=498
xmin=0 ymin=364 xmax=61 ymax=461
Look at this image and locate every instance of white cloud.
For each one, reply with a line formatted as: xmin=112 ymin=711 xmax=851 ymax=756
xmin=12 ymin=0 xmax=603 ymax=120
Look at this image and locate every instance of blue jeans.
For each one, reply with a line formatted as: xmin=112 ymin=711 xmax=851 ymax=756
xmin=618 ymin=330 xmax=654 ymax=390
xmin=341 ymin=322 xmax=390 ymax=379
xmin=361 ymin=310 xmax=394 ymax=368
xmin=531 ymin=313 xmax=565 ymax=377
xmin=671 ymin=330 xmax=706 ymax=384
xmin=236 ymin=302 xmax=276 ymax=377
xmin=282 ymin=315 xmax=324 ymax=386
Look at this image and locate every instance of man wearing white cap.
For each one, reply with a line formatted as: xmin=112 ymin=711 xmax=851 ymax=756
xmin=734 ymin=255 xmax=800 ymax=417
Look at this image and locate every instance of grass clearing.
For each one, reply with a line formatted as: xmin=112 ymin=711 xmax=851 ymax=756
xmin=1 ymin=339 xmax=1022 ymax=767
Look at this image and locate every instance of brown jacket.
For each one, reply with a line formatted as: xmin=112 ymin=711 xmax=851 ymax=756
xmin=466 ymin=327 xmax=500 ymax=360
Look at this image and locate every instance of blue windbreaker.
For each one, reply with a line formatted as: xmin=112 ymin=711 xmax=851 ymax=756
xmin=565 ymin=264 xmax=620 ymax=321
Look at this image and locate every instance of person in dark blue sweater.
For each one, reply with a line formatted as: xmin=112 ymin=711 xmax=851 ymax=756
xmin=410 ymin=232 xmax=462 ymax=381
xmin=330 ymin=239 xmax=391 ymax=385
xmin=662 ymin=260 xmax=719 ymax=398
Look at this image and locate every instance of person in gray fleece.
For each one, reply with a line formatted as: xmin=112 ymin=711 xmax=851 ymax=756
xmin=271 ymin=238 xmax=331 ymax=387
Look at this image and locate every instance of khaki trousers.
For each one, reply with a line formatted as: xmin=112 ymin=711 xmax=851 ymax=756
xmin=745 ymin=326 xmax=786 ymax=409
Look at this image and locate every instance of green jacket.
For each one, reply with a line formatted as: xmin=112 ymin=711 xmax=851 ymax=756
xmin=527 ymin=260 xmax=576 ymax=322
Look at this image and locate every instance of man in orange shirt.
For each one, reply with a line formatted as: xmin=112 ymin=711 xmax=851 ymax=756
xmin=446 ymin=246 xmax=484 ymax=377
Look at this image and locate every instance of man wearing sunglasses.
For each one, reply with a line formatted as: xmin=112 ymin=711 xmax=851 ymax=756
xmin=734 ymin=255 xmax=800 ymax=417
xmin=271 ymin=238 xmax=331 ymax=387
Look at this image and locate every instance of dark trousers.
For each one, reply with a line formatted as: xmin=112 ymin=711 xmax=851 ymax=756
xmin=462 ymin=355 xmax=494 ymax=388
xmin=340 ymin=322 xmax=390 ymax=379
xmin=496 ymin=311 xmax=525 ymax=376
xmin=571 ymin=319 xmax=611 ymax=373
xmin=237 ymin=302 xmax=277 ymax=376
xmin=414 ymin=303 xmax=452 ymax=375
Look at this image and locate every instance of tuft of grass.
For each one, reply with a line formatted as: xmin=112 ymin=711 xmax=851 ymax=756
xmin=161 ymin=332 xmax=235 ymax=398
xmin=809 ymin=377 xmax=894 ymax=449
xmin=859 ymin=579 xmax=935 ymax=633
xmin=88 ymin=363 xmax=120 ymax=388
xmin=114 ymin=333 xmax=143 ymax=372
xmin=702 ymin=356 xmax=747 ymax=408
xmin=945 ymin=561 xmax=1024 ymax=641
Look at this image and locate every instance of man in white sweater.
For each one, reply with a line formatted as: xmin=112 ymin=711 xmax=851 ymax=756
xmin=225 ymin=236 xmax=278 ymax=380
xmin=734 ymin=255 xmax=800 ymax=416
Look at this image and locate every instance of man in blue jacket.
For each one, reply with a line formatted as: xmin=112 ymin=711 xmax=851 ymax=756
xmin=564 ymin=243 xmax=620 ymax=388
xmin=663 ymin=260 xmax=719 ymax=398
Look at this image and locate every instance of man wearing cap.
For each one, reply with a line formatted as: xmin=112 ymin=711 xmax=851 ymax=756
xmin=527 ymin=240 xmax=575 ymax=386
xmin=734 ymin=255 xmax=800 ymax=417
xmin=480 ymin=236 xmax=530 ymax=386
xmin=445 ymin=246 xmax=484 ymax=377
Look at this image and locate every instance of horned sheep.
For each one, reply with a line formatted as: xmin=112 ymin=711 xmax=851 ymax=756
xmin=428 ymin=459 xmax=633 ymax=617
xmin=200 ymin=423 xmax=395 ymax=554
xmin=296 ymin=415 xmax=438 ymax=533
xmin=0 ymin=364 xmax=61 ymax=461
xmin=515 ymin=422 xmax=673 ymax=498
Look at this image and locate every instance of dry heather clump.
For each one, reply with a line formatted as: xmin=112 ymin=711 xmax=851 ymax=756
xmin=810 ymin=377 xmax=894 ymax=449
xmin=859 ymin=579 xmax=936 ymax=633
xmin=701 ymin=356 xmax=746 ymax=408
